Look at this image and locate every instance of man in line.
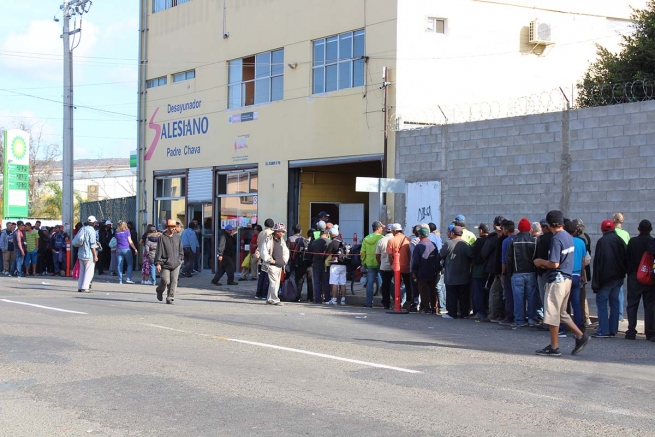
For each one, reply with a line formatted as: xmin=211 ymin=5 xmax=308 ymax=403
xmin=572 ymin=219 xmax=593 ymax=326
xmin=1 ymin=222 xmax=15 ymax=276
xmin=625 ymin=220 xmax=655 ymax=340
xmin=506 ymin=218 xmax=538 ymax=327
xmin=565 ymin=221 xmax=590 ymax=332
xmin=591 ymin=220 xmax=627 ymax=338
xmin=534 ymin=219 xmax=552 ymax=325
xmin=534 ymin=210 xmax=589 ymax=356
xmin=255 ymin=219 xmax=275 ymax=299
xmin=181 ymin=223 xmax=199 ymax=278
xmin=453 ymin=215 xmax=476 ymax=245
xmin=482 ymin=216 xmax=505 ymax=322
xmin=76 ymin=216 xmax=99 ymax=293
xmin=98 ymin=221 xmax=114 ymax=275
xmin=260 ymin=223 xmax=289 ymax=306
xmin=154 ymin=219 xmax=184 ymax=304
xmin=325 ymin=227 xmax=349 ymax=305
xmin=309 ymin=228 xmax=331 ymax=304
xmin=51 ymin=225 xmax=68 ymax=276
xmin=387 ymin=223 xmax=415 ymax=311
xmin=499 ymin=220 xmax=517 ymax=325
xmin=612 ymin=212 xmax=630 ymax=322
xmin=246 ymin=225 xmax=262 ymax=282
xmin=360 ymin=221 xmax=385 ymax=308
xmin=471 ymin=223 xmax=490 ymax=319
xmin=376 ymin=225 xmax=395 ymax=309
xmin=427 ymin=223 xmax=445 ymax=313
xmin=440 ymin=226 xmax=473 ymax=319
xmin=13 ymin=221 xmax=27 ymax=278
xmin=289 ymin=229 xmax=314 ymax=301
xmin=412 ymin=226 xmax=440 ymax=313
xmin=211 ymin=224 xmax=238 ymax=286
xmin=23 ymin=222 xmax=39 ymax=276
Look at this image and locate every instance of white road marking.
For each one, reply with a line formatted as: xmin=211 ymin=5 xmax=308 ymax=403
xmin=144 ymin=323 xmax=421 ymax=374
xmin=0 ymin=299 xmax=88 ymax=315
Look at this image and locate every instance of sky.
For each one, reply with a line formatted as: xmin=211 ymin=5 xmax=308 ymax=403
xmin=0 ymin=0 xmax=139 ymax=160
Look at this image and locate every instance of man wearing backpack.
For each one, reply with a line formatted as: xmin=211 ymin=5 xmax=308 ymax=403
xmin=625 ymin=220 xmax=655 ymax=341
xmin=325 ymin=227 xmax=349 ymax=305
xmin=290 ymin=227 xmax=314 ymax=302
xmin=51 ymin=225 xmax=68 ymax=276
xmin=75 ymin=216 xmax=99 ymax=293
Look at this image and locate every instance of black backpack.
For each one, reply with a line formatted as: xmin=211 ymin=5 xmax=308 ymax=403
xmin=349 ymin=244 xmax=362 ymax=268
xmin=336 ymin=241 xmax=352 ymax=265
xmin=293 ymin=238 xmax=311 ymax=270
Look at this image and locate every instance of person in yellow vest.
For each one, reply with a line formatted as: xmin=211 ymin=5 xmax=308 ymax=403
xmin=453 ymin=214 xmax=477 ymax=245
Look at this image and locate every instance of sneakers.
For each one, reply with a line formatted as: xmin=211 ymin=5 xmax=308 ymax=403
xmin=442 ymin=314 xmax=454 ymax=319
xmin=536 ymin=345 xmax=561 ymax=357
xmin=572 ymin=334 xmax=590 ymax=356
xmin=166 ymin=299 xmax=174 ymax=305
xmin=558 ymin=331 xmax=567 ymax=338
xmin=227 ymin=281 xmax=238 ymax=285
xmin=340 ymin=298 xmax=346 ymax=306
xmin=498 ymin=319 xmax=514 ymax=326
xmin=156 ymin=290 xmax=163 ymax=301
xmin=125 ymin=279 xmax=135 ymax=284
xmin=325 ymin=299 xmax=337 ymax=305
xmin=143 ymin=280 xmax=153 ymax=285
xmin=592 ymin=333 xmax=610 ymax=338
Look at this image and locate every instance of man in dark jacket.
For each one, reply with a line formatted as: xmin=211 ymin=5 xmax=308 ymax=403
xmin=534 ymin=219 xmax=553 ymax=323
xmin=98 ymin=221 xmax=114 ymax=275
xmin=154 ymin=219 xmax=184 ymax=304
xmin=506 ymin=218 xmax=538 ymax=327
xmin=309 ymin=229 xmax=331 ymax=304
xmin=625 ymin=220 xmax=655 ymax=340
xmin=211 ymin=224 xmax=238 ymax=286
xmin=481 ymin=216 xmax=505 ymax=321
xmin=471 ymin=223 xmax=490 ymax=319
xmin=592 ymin=220 xmax=627 ymax=338
xmin=412 ymin=226 xmax=440 ymax=313
xmin=440 ymin=226 xmax=473 ymax=319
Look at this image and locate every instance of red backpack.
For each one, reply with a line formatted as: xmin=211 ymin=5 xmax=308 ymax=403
xmin=636 ymin=251 xmax=655 ymax=285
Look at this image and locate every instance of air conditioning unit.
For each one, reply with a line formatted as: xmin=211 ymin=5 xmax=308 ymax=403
xmin=529 ymin=20 xmax=553 ymax=45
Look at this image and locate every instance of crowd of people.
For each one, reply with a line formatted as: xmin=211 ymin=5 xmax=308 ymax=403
xmin=1 ymin=220 xmax=70 ymax=277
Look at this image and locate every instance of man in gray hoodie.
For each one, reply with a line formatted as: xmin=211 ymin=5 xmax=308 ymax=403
xmin=154 ymin=219 xmax=185 ymax=304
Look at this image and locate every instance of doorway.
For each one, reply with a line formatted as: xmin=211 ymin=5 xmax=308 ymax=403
xmin=188 ymin=203 xmax=213 ymax=271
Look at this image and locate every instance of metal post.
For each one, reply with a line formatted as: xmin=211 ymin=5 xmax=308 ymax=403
xmin=380 ymin=67 xmax=391 ymax=223
xmin=62 ymin=1 xmax=74 ymax=233
xmin=387 ymin=249 xmax=408 ymax=314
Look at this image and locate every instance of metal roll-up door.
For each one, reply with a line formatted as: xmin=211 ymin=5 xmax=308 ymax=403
xmin=187 ymin=167 xmax=213 ymax=203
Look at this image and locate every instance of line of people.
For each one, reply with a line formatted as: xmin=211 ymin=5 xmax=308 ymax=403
xmin=1 ymin=221 xmax=69 ymax=277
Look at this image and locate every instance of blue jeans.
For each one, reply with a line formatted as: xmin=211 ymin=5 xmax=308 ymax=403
xmin=472 ymin=277 xmax=488 ymax=317
xmin=511 ymin=273 xmax=538 ymax=325
xmin=365 ymin=267 xmax=379 ymax=306
xmin=312 ymin=267 xmax=330 ymax=303
xmin=619 ymin=285 xmax=624 ymax=320
xmin=116 ymin=249 xmax=133 ymax=283
xmin=150 ymin=264 xmax=157 ymax=283
xmin=436 ymin=275 xmax=446 ymax=311
xmin=24 ymin=249 xmax=38 ymax=266
xmin=504 ymin=274 xmax=514 ymax=322
xmin=595 ymin=278 xmax=623 ymax=336
xmin=570 ymin=275 xmax=583 ymax=331
xmin=14 ymin=252 xmax=25 ymax=276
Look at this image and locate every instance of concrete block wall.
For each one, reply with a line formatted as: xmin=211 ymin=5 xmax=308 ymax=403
xmin=395 ymin=100 xmax=655 ymax=244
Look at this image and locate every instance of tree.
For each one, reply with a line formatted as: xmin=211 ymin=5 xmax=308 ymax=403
xmin=577 ymin=1 xmax=655 ymax=107
xmin=40 ymin=182 xmax=84 ymax=222
xmin=0 ymin=121 xmax=62 ymax=217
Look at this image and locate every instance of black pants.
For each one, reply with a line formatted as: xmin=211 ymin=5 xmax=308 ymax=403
xmin=626 ymin=273 xmax=655 ymax=338
xmin=183 ymin=248 xmax=195 ymax=275
xmin=295 ymin=266 xmax=313 ymax=301
xmin=446 ymin=283 xmax=471 ymax=318
xmin=380 ymin=270 xmax=413 ymax=309
xmin=380 ymin=270 xmax=393 ymax=308
xmin=256 ymin=267 xmax=270 ymax=298
xmin=212 ymin=256 xmax=235 ymax=283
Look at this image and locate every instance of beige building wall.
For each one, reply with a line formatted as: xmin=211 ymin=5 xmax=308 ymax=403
xmin=143 ymin=0 xmax=398 ymax=225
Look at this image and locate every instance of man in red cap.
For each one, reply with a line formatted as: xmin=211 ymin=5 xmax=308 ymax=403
xmin=506 ymin=218 xmax=539 ymax=327
xmin=591 ymin=220 xmax=627 ymax=338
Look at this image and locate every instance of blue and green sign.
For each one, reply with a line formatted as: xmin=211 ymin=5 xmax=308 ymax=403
xmin=3 ymin=129 xmax=30 ymax=219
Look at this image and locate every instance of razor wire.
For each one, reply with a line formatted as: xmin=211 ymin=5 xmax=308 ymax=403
xmin=582 ymin=79 xmax=655 ymax=107
xmin=389 ymin=87 xmax=574 ymax=131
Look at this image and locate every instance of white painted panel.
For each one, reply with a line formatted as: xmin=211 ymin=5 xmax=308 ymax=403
xmin=338 ymin=203 xmax=364 ymax=245
xmin=404 ymin=181 xmax=441 ymax=235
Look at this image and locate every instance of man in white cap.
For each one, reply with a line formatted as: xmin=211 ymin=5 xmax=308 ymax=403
xmin=326 ymin=226 xmax=349 ymax=305
xmin=74 ymin=216 xmax=99 ymax=293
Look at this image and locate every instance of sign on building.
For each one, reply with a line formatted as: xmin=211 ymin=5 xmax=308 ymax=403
xmin=3 ymin=129 xmax=30 ymax=219
xmin=404 ymin=181 xmax=441 ymax=235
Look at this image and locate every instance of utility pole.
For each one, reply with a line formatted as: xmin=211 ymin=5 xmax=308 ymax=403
xmin=59 ymin=0 xmax=92 ymax=232
xmin=380 ymin=66 xmax=391 ymax=222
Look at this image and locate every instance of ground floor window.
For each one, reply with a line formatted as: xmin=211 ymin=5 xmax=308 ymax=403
xmin=154 ymin=175 xmax=186 ymax=230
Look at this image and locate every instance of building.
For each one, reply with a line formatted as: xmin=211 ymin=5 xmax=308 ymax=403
xmin=138 ymin=0 xmax=644 ymax=271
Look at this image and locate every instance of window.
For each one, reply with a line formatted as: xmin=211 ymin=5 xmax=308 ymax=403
xmin=154 ymin=176 xmax=186 ymax=229
xmin=427 ymin=17 xmax=446 ymax=34
xmin=153 ymin=0 xmax=192 ymax=13
xmin=173 ymin=70 xmax=195 ymax=83
xmin=146 ymin=76 xmax=167 ymax=89
xmin=312 ymin=30 xmax=365 ymax=94
xmin=228 ymin=49 xmax=284 ymax=109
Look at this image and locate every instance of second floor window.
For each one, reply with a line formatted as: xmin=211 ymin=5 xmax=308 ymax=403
xmin=153 ymin=0 xmax=192 ymax=13
xmin=173 ymin=70 xmax=195 ymax=83
xmin=228 ymin=49 xmax=284 ymax=109
xmin=146 ymin=76 xmax=167 ymax=89
xmin=313 ymin=29 xmax=365 ymax=94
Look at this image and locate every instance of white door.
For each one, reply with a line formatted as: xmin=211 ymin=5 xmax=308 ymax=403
xmin=338 ymin=203 xmax=364 ymax=245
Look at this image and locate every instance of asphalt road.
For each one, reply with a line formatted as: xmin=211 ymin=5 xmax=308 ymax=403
xmin=1 ymin=274 xmax=654 ymax=436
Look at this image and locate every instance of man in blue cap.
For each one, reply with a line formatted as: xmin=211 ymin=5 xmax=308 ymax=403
xmin=211 ymin=224 xmax=238 ymax=286
xmin=453 ymin=214 xmax=476 ymax=245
